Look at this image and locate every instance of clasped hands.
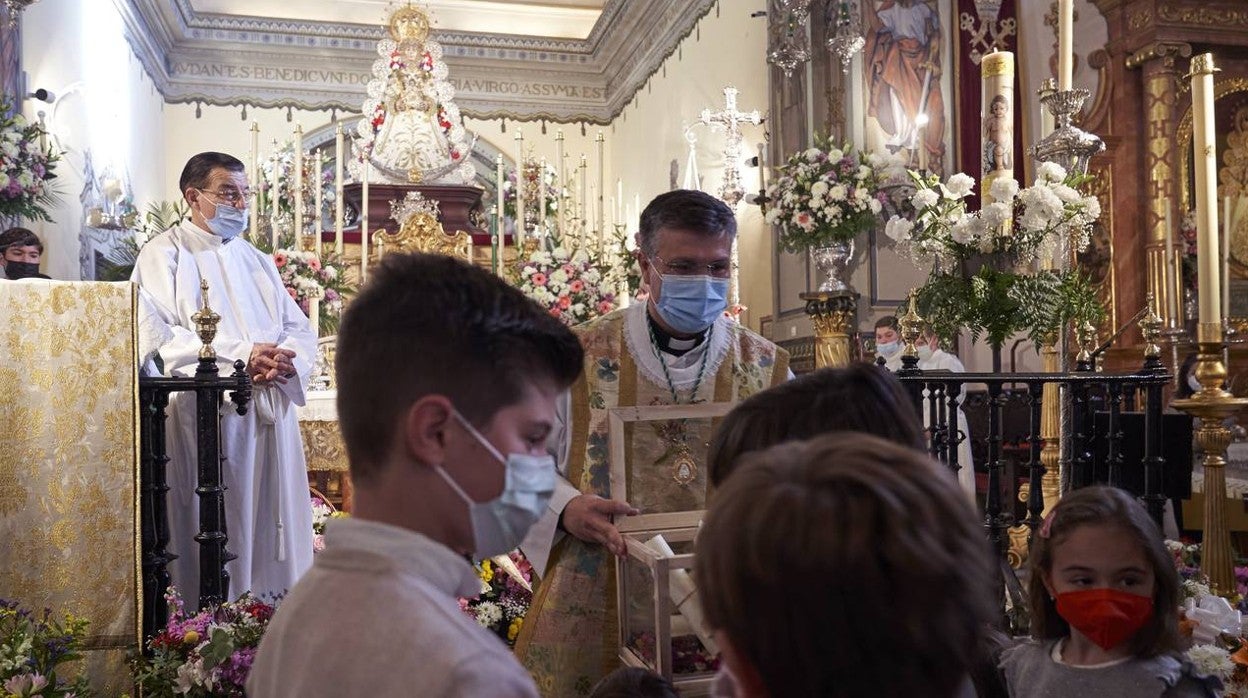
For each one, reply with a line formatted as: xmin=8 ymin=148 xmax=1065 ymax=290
xmin=562 ymin=494 xmax=640 ymax=557
xmin=248 ymin=343 xmax=297 ymax=385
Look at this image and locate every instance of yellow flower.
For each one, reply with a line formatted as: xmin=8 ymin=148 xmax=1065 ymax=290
xmin=508 ymin=617 xmax=523 ymax=641
xmin=479 ymin=560 xmax=494 ymax=583
xmin=182 ymin=630 xmax=199 ymax=645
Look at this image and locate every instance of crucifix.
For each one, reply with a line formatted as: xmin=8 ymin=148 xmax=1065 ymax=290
xmin=699 ymin=86 xmax=762 ymax=206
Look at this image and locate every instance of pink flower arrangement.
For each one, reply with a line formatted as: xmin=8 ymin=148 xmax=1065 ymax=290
xmin=133 ymin=588 xmax=276 ymax=697
xmin=517 ymin=242 xmax=620 ymax=326
xmin=272 ymin=247 xmax=352 ymax=334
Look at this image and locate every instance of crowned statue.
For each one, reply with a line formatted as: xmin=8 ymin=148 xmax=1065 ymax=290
xmin=354 ymin=3 xmax=476 ymax=186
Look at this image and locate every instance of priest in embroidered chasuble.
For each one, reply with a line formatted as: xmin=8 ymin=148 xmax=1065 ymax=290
xmin=515 ymin=191 xmax=789 ymax=696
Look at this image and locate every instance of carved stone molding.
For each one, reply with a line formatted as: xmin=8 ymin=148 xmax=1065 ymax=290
xmin=114 ymin=0 xmax=717 ymax=123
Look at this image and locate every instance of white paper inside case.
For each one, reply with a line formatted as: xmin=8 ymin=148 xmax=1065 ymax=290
xmin=645 ymin=534 xmax=719 ymax=656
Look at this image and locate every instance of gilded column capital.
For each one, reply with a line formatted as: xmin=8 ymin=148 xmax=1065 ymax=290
xmin=1126 ymin=41 xmax=1192 ymax=73
xmin=801 ymin=290 xmax=859 ymax=369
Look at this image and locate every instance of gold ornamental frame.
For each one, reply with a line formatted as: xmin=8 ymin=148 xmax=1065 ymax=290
xmin=375 ymin=211 xmax=472 ymax=262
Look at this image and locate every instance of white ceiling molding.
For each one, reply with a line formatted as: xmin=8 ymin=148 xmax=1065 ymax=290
xmin=112 ymin=0 xmax=719 ymax=124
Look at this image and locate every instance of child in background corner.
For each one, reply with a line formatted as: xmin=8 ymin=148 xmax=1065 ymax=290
xmin=1000 ymin=485 xmax=1221 ymax=697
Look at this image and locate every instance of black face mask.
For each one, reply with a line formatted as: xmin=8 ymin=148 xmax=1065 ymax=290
xmin=4 ymin=261 xmax=40 ymax=279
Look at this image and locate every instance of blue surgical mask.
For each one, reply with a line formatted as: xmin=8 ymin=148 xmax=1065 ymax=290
xmin=201 ymin=193 xmax=248 ymax=240
xmin=877 ymin=340 xmax=901 ymax=357
xmin=433 ymin=410 xmax=556 ymax=559
xmin=917 ymin=345 xmax=934 ymax=361
xmin=654 ymin=273 xmax=729 ymax=334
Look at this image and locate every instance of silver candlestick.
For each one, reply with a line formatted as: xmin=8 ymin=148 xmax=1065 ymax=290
xmin=1031 ymin=88 xmax=1104 ymax=177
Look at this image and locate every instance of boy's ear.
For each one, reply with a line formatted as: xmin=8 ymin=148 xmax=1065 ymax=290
xmin=400 ymin=395 xmax=454 ymax=468
xmin=715 ymin=631 xmax=769 ymax=698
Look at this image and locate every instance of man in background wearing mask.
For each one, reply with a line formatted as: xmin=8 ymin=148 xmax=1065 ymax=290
xmin=515 ymin=189 xmax=790 ymax=694
xmin=875 ymin=315 xmax=903 ymax=370
xmin=249 ymin=254 xmax=582 ymax=697
xmin=132 ymin=151 xmax=316 ymax=605
xmin=0 ymin=227 xmax=50 ymax=280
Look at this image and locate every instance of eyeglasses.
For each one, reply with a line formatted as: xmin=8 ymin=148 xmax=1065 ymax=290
xmin=651 ymin=254 xmax=732 ymax=278
xmin=199 ymin=188 xmax=252 ymax=205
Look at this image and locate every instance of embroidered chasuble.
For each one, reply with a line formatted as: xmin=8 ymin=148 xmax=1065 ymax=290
xmin=0 ymin=282 xmax=142 ymax=693
xmin=515 ymin=304 xmax=788 ymax=696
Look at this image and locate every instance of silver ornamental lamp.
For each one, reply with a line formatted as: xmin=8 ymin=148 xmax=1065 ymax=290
xmin=767 ymin=0 xmax=812 ymax=78
xmin=826 ymin=1 xmax=865 ymax=74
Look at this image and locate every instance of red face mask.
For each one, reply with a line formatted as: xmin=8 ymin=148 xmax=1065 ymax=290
xmin=1055 ymin=588 xmax=1154 ymax=651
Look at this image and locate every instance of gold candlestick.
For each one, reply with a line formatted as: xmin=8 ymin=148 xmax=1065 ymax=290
xmin=192 ymin=279 xmax=221 ymax=361
xmin=1173 ymin=52 xmax=1243 ymax=595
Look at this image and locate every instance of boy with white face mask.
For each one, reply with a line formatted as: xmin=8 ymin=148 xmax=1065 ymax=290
xmin=248 ymin=254 xmax=584 ymax=697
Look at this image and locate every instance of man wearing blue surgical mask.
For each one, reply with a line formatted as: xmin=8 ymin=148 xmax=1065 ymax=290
xmin=132 ymin=151 xmax=317 ymax=607
xmin=516 ymin=189 xmax=791 ymax=693
xmin=249 ymin=254 xmax=582 ymax=697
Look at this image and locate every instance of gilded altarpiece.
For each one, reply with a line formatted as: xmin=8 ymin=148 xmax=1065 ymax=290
xmin=1088 ymin=0 xmax=1248 ymax=376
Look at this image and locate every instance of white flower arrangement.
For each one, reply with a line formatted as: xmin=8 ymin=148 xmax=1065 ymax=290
xmin=884 ymin=163 xmax=1100 ymax=272
xmin=764 ymin=135 xmax=900 ymax=252
xmin=1186 ymin=644 xmax=1235 ymax=683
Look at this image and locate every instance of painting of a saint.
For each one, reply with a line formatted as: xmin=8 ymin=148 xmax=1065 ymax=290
xmin=864 ymin=0 xmax=946 ymax=175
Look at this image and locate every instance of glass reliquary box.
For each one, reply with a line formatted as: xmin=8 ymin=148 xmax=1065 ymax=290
xmin=608 ymin=403 xmax=731 ymax=693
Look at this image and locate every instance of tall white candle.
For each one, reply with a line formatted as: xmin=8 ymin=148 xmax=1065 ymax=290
xmin=579 ymin=155 xmax=588 ymax=225
xmin=1164 ymin=199 xmax=1177 ymax=323
xmin=1058 ymin=0 xmax=1074 ymax=91
xmin=270 ymin=139 xmax=280 ymax=251
xmin=539 ymin=156 xmax=548 ymax=234
xmin=334 ymin=123 xmax=345 ymax=255
xmin=617 ymin=179 xmax=623 ymax=223
xmin=361 ymin=160 xmax=370 ymax=283
xmin=314 ymin=152 xmax=324 ymax=258
xmin=496 ymin=153 xmax=506 ymax=272
xmin=634 ymin=193 xmax=641 ymax=232
xmin=1191 ymin=53 xmax=1222 ymax=336
xmin=293 ymin=124 xmax=304 ymax=243
xmin=980 ymin=51 xmax=1015 ymax=207
xmin=249 ymin=122 xmax=259 ymax=239
xmin=1225 ymin=196 xmax=1233 ymax=322
xmin=555 ymin=130 xmax=566 ymax=237
xmin=1039 ymin=78 xmax=1057 ymax=140
xmin=596 ymin=132 xmax=606 ymax=242
xmin=309 ymin=296 xmax=320 ymax=338
xmin=515 ymin=129 xmax=526 ymax=244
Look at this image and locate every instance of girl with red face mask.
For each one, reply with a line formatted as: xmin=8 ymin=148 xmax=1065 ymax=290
xmin=1000 ymin=485 xmax=1221 ymax=697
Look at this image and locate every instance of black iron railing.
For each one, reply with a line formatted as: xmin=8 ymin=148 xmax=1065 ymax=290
xmin=138 ymin=355 xmax=250 ymax=643
xmin=895 ymin=354 xmax=1172 ymax=582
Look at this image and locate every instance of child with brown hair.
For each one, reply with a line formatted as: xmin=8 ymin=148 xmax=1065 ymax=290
xmin=697 ymin=432 xmax=995 ymax=697
xmin=1001 ymin=485 xmax=1220 ymax=697
xmin=707 ymin=363 xmax=925 ymax=488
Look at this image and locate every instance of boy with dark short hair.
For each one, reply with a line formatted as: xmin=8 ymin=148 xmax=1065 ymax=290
xmin=248 ymin=253 xmax=584 ymax=697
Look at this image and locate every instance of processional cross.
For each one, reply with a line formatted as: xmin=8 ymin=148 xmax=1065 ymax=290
xmin=699 ymin=86 xmax=762 ymax=205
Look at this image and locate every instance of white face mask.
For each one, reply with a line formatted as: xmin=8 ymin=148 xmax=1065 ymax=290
xmin=434 ymin=410 xmax=556 ymax=559
xmin=917 ymin=345 xmax=934 ymax=361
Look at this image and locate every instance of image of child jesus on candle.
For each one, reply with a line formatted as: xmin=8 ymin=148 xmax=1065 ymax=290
xmin=983 ymin=94 xmax=1013 ymax=172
